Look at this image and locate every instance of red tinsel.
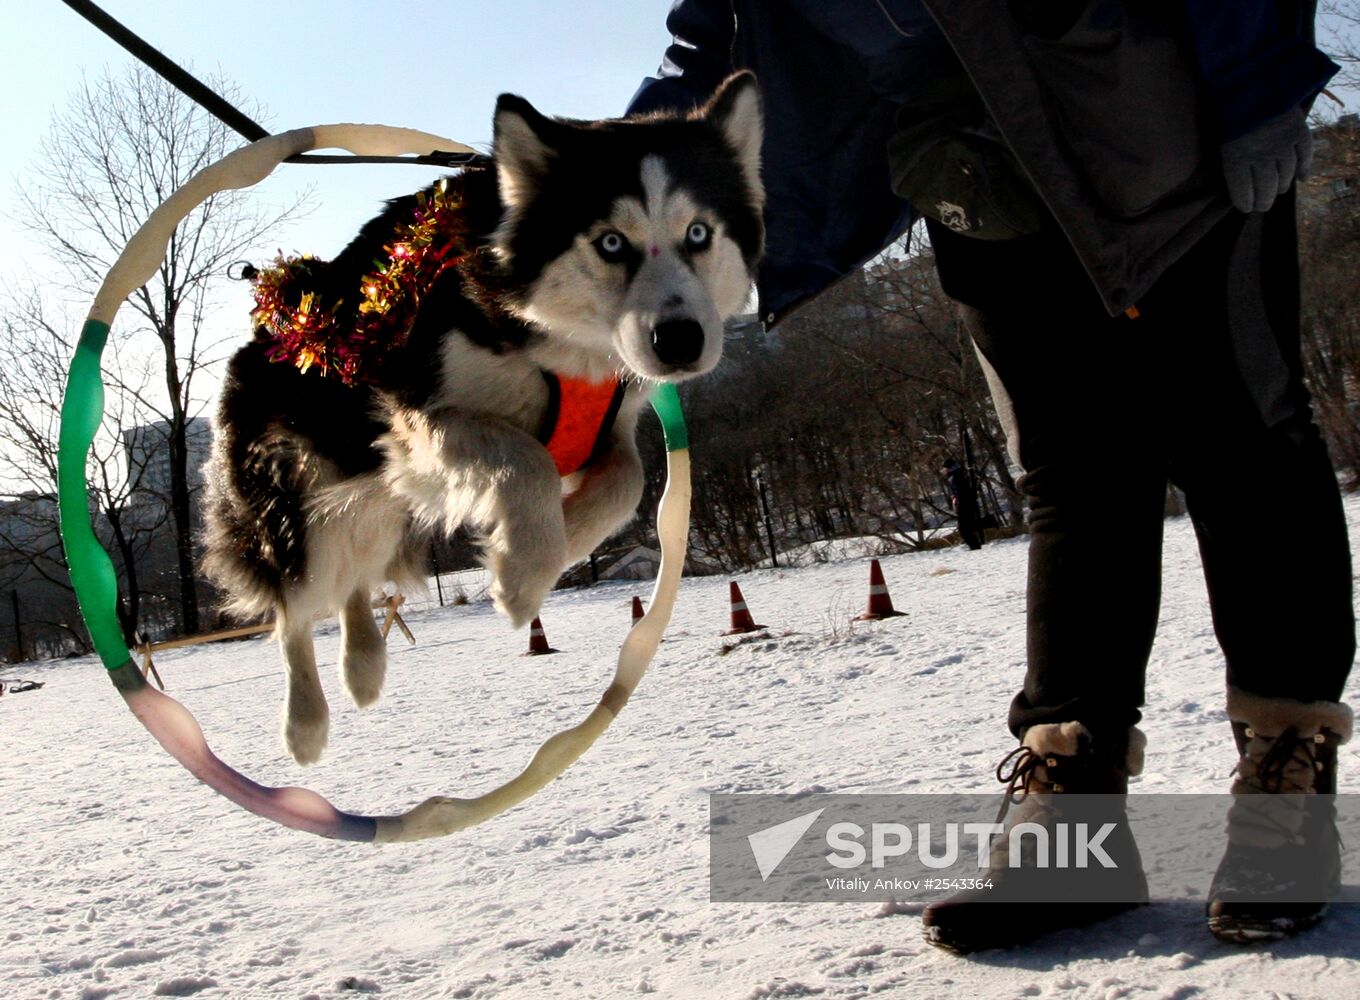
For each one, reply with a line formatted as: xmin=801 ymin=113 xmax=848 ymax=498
xmin=249 ymin=177 xmax=470 ymax=385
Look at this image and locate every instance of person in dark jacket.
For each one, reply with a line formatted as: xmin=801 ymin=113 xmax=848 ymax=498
xmin=629 ymin=1 xmax=1354 ymax=951
xmin=942 ymin=458 xmax=984 ymax=551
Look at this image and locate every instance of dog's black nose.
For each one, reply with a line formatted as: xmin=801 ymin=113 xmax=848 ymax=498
xmin=651 ymin=319 xmax=705 ymax=369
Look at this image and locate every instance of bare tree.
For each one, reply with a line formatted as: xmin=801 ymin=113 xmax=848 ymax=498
xmin=654 ymin=237 xmax=1026 ymax=574
xmin=1299 ymin=115 xmax=1360 ymax=485
xmin=12 ymin=64 xmax=306 ymax=634
xmin=1321 ymin=1 xmax=1360 ymax=100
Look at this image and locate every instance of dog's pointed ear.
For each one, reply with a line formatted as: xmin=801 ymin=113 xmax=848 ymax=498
xmin=493 ymin=94 xmax=559 ymax=209
xmin=698 ymin=72 xmax=763 ymax=203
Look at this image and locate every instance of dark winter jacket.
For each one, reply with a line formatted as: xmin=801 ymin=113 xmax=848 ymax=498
xmin=627 ymin=1 xmax=1338 ymax=323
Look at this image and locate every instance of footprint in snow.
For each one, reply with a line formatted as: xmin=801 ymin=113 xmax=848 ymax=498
xmin=515 ymin=832 xmax=556 ymax=852
xmin=564 ymin=826 xmax=627 ymax=844
xmin=103 ymin=948 xmax=166 ymax=968
xmin=531 ymin=938 xmax=577 ymax=960
xmin=334 ymin=975 xmax=381 ymax=992
xmin=153 ymin=977 xmax=220 ymax=997
xmin=826 ymin=957 xmax=879 ymax=978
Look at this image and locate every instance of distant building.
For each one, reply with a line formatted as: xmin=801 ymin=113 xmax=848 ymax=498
xmin=123 ymin=416 xmax=212 ymax=505
xmin=0 ymin=493 xmax=58 ymax=548
xmin=0 ymin=492 xmax=79 ymax=661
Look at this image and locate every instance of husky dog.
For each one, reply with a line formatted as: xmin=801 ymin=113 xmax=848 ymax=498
xmin=201 ymin=74 xmax=763 ymax=765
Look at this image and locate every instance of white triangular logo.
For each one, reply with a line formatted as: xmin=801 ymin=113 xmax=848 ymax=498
xmin=747 ymin=808 xmax=824 ymax=882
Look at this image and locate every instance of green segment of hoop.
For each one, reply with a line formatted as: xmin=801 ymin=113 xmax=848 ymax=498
xmin=649 ymin=383 xmax=688 ymax=453
xmin=58 ymin=318 xmax=131 ymax=670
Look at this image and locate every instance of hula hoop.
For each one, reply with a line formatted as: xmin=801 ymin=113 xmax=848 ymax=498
xmin=57 ymin=124 xmax=692 ymax=843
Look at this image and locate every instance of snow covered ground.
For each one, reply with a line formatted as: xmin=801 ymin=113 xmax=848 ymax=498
xmin=4 ymin=496 xmax=1360 ymax=1000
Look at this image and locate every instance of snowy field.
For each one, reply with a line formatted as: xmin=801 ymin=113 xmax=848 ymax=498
xmin=4 ymin=496 xmax=1360 ymax=1000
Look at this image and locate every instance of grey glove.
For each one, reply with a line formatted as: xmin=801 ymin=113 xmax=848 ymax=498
xmin=1220 ymin=108 xmax=1313 ymax=214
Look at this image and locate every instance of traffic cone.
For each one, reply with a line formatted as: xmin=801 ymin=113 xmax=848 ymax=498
xmin=525 ymin=616 xmax=559 ymax=655
xmin=725 ymin=581 xmax=767 ymax=635
xmin=631 ymin=596 xmax=646 ymax=629
xmin=855 ymin=559 xmax=907 ymax=621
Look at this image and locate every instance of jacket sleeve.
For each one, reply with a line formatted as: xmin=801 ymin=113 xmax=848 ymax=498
xmin=1182 ymin=0 xmax=1339 ymax=140
xmin=626 ymin=0 xmax=738 ymax=115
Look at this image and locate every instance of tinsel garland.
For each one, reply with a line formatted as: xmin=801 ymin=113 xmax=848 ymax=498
xmin=249 ymin=178 xmax=469 ymax=385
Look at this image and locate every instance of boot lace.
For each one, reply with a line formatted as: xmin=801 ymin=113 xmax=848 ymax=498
xmin=1244 ymin=730 xmax=1321 ymax=795
xmin=1228 ymin=729 xmax=1339 ymax=852
xmin=994 ymin=746 xmax=1050 ymax=822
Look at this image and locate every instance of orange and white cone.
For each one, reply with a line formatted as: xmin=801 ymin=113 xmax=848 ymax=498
xmin=525 ymin=616 xmax=559 ymax=655
xmin=631 ymin=596 xmax=646 ymax=629
xmin=725 ymin=581 xmax=767 ymax=635
xmin=855 ymin=559 xmax=907 ymax=621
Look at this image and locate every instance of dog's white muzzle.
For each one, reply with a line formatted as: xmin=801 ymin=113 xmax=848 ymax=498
xmin=616 ymin=256 xmax=724 ymax=381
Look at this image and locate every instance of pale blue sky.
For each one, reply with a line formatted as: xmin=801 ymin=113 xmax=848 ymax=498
xmin=0 ymin=0 xmax=678 ymax=276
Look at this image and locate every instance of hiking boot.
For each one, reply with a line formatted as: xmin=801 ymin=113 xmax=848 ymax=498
xmin=922 ymin=722 xmax=1148 ymax=954
xmin=1206 ymin=687 xmax=1352 ymax=943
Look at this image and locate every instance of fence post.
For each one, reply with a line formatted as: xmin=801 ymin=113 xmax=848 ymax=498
xmin=431 ymin=542 xmax=445 ymax=607
xmin=11 ymin=590 xmax=23 ymax=662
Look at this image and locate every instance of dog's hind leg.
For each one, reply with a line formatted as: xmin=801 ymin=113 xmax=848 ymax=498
xmin=339 ymin=587 xmax=386 ymax=709
xmin=279 ymin=613 xmax=330 ymax=765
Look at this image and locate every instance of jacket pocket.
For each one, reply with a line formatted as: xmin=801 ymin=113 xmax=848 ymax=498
xmin=889 ymin=117 xmax=1047 ymax=241
xmin=1020 ymin=0 xmax=1212 ymax=218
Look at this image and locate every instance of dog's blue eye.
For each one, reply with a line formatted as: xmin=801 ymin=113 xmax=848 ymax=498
xmin=685 ymin=222 xmax=712 ymax=251
xmin=594 ymin=232 xmax=629 ymax=262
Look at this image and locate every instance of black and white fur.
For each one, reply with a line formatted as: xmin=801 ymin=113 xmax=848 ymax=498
xmin=201 ymin=74 xmax=764 ymax=765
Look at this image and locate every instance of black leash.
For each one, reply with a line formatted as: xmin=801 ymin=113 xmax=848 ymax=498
xmin=60 ymin=0 xmax=490 ymax=169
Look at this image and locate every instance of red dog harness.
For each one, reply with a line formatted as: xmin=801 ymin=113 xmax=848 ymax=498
xmin=539 ymin=373 xmax=626 ymax=477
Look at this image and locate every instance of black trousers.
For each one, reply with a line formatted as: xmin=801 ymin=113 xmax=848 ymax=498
xmin=926 ymin=194 xmax=1354 ymax=741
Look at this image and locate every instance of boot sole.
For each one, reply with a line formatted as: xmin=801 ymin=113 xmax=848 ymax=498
xmin=922 ymin=900 xmax=1146 ymax=955
xmin=1207 ymin=904 xmax=1326 ymax=944
xmin=923 ymin=922 xmax=978 ymax=956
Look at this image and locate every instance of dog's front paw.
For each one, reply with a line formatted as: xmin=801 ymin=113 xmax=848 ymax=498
xmin=489 ymin=547 xmax=563 ymax=629
xmin=283 ymin=700 xmax=330 ymax=766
